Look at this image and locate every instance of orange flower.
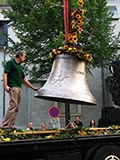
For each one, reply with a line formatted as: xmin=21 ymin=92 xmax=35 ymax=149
xmin=76 ymin=19 xmax=83 ymax=26
xmin=68 ymin=33 xmax=72 ymax=38
xmin=75 ymin=14 xmax=81 ymax=19
xmin=68 ymin=34 xmax=74 ymax=42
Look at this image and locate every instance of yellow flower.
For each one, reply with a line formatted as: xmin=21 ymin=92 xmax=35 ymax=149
xmin=77 ymin=0 xmax=84 ymax=6
xmin=63 ymin=45 xmax=69 ymax=50
xmin=49 ymin=52 xmax=53 ymax=58
xmin=80 ymin=9 xmax=85 ymax=15
xmin=73 ymin=35 xmax=78 ymax=42
xmin=59 ymin=46 xmax=62 ymax=50
xmin=71 ymin=11 xmax=75 ymax=17
xmin=57 ymin=50 xmax=61 ymax=54
xmin=81 ymin=21 xmax=84 ymax=26
xmin=73 ymin=47 xmax=77 ymax=52
xmin=84 ymin=54 xmax=92 ymax=62
xmin=76 ymin=26 xmax=82 ymax=33
xmin=14 ymin=130 xmax=16 ymax=133
xmin=5 ymin=137 xmax=11 ymax=141
xmin=68 ymin=47 xmax=73 ymax=52
xmin=0 ymin=129 xmax=3 ymax=135
xmin=71 ymin=20 xmax=76 ymax=28
xmin=68 ymin=35 xmax=74 ymax=43
xmin=73 ymin=32 xmax=77 ymax=36
xmin=76 ymin=25 xmax=81 ymax=30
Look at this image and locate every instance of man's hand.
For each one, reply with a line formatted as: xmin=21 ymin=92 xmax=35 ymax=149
xmin=33 ymin=87 xmax=40 ymax=91
xmin=5 ymin=86 xmax=11 ymax=93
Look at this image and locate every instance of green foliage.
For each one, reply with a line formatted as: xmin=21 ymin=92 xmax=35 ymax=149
xmin=3 ymin=0 xmax=64 ymax=80
xmin=2 ymin=0 xmax=120 ymax=80
xmin=1 ymin=126 xmax=120 ymax=141
xmin=0 ymin=0 xmax=8 ymax=5
xmin=80 ymin=0 xmax=120 ymax=68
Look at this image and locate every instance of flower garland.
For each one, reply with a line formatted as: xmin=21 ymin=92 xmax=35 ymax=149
xmin=1 ymin=125 xmax=120 ymax=141
xmin=49 ymin=0 xmax=92 ymax=63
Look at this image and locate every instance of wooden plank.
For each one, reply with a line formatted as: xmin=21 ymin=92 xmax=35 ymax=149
xmin=13 ymin=130 xmax=60 ymax=135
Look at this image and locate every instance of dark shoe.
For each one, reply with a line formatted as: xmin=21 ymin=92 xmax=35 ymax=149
xmin=0 ymin=126 xmax=15 ymax=132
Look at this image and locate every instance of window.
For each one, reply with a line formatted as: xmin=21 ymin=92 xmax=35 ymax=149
xmin=55 ymin=102 xmax=81 ymax=116
xmin=108 ymin=6 xmax=119 ymax=20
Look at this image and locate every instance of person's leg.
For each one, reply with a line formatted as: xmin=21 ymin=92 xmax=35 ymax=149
xmin=1 ymin=87 xmax=21 ymax=128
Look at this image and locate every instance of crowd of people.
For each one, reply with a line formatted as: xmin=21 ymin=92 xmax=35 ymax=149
xmin=65 ymin=116 xmax=96 ymax=129
xmin=26 ymin=122 xmax=48 ymax=131
xmin=26 ymin=116 xmax=96 ymax=131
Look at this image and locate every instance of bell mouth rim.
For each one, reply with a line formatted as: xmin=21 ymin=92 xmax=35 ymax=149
xmin=35 ymin=94 xmax=96 ymax=105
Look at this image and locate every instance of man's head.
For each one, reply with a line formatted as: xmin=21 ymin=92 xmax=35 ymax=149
xmin=75 ymin=116 xmax=80 ymax=122
xmin=15 ymin=50 xmax=26 ymax=62
xmin=41 ymin=123 xmax=47 ymax=130
xmin=28 ymin=122 xmax=33 ymax=129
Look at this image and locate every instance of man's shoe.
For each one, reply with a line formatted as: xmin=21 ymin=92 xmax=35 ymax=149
xmin=0 ymin=126 xmax=13 ymax=132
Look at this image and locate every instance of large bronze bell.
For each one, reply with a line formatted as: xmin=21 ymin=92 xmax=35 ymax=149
xmin=35 ymin=54 xmax=96 ymax=105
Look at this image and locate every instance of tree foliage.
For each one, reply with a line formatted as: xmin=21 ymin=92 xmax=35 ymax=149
xmin=3 ymin=0 xmax=64 ymax=80
xmin=3 ymin=0 xmax=120 ymax=80
xmin=81 ymin=0 xmax=120 ymax=68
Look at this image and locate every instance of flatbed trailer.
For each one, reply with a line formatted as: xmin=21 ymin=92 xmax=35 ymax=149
xmin=1 ymin=128 xmax=120 ymax=160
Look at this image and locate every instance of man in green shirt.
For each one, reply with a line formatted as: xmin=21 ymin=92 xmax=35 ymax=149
xmin=1 ymin=50 xmax=39 ymax=129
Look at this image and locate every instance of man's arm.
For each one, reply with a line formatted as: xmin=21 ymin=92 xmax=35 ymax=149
xmin=23 ymin=77 xmax=39 ymax=91
xmin=3 ymin=73 xmax=10 ymax=92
